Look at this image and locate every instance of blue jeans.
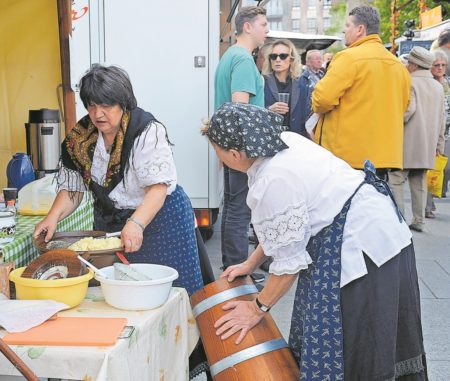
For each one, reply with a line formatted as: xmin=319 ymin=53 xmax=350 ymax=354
xmin=221 ymin=166 xmax=251 ymax=268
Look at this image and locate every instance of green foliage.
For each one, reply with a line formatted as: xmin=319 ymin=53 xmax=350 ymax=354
xmin=325 ymin=1 xmax=347 ymax=53
xmin=374 ymin=0 xmax=450 ymax=44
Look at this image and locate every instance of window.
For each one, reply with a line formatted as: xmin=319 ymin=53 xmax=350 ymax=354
xmin=308 ymin=0 xmax=316 ymax=7
xmin=323 ymin=17 xmax=331 ymax=29
xmin=293 ymin=0 xmax=300 ymax=6
xmin=292 ymin=6 xmax=301 ymax=18
xmin=324 ymin=0 xmax=332 ymax=8
xmin=307 ymin=18 xmax=316 ymax=29
xmin=269 ymin=21 xmax=282 ymax=31
xmin=267 ymin=0 xmax=282 ymax=15
xmin=292 ymin=19 xmax=300 ymax=32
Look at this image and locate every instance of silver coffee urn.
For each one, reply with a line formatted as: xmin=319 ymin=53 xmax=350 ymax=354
xmin=25 ymin=109 xmax=61 ymax=179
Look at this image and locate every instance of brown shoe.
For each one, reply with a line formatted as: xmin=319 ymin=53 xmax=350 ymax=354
xmin=425 ymin=211 xmax=435 ymax=219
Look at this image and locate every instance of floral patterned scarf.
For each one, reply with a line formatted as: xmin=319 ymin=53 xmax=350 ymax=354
xmin=60 ymin=107 xmax=156 ymax=195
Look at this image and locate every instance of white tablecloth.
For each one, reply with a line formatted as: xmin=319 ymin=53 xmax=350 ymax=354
xmin=0 ymin=287 xmax=199 ymax=381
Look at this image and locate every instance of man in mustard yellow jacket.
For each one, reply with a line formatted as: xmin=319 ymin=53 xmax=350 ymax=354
xmin=312 ymin=6 xmax=411 ymax=174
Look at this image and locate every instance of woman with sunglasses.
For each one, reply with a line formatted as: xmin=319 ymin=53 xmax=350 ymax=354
xmin=263 ymin=39 xmax=309 ymax=137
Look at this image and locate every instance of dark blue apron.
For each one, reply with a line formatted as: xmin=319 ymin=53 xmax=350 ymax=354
xmin=289 ymin=161 xmax=403 ymax=380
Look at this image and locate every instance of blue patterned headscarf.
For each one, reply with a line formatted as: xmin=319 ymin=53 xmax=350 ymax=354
xmin=207 ymin=103 xmax=288 ymax=157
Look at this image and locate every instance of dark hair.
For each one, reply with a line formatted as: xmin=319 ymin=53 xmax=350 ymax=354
xmin=349 ymin=6 xmax=380 ymax=35
xmin=79 ymin=64 xmax=137 ymax=111
xmin=438 ymin=29 xmax=450 ymax=47
xmin=235 ymin=6 xmax=266 ymax=36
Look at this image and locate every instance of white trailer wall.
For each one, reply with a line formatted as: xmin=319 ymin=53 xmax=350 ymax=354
xmin=70 ymin=0 xmax=222 ymax=211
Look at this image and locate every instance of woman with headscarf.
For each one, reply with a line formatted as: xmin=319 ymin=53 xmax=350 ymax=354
xmin=33 ymin=64 xmax=205 ymax=294
xmin=263 ymin=39 xmax=309 ymax=137
xmin=203 ymin=102 xmax=427 ymax=380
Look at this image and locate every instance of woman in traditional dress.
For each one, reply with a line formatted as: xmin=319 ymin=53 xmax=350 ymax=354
xmin=33 ymin=64 xmax=204 ymax=295
xmin=204 ymin=102 xmax=427 ymax=380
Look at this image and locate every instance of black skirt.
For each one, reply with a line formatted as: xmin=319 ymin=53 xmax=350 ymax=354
xmin=340 ymin=243 xmax=428 ymax=380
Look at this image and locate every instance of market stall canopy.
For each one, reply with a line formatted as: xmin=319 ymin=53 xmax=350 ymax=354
xmin=394 ymin=19 xmax=450 ymax=55
xmin=395 ymin=19 xmax=450 ymax=44
xmin=267 ymin=30 xmax=341 ymax=51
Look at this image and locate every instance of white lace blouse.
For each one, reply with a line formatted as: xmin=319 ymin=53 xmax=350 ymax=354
xmin=247 ymin=132 xmax=412 ymax=287
xmin=58 ymin=121 xmax=177 ymax=209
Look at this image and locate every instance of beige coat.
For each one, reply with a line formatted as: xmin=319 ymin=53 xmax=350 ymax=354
xmin=403 ymin=70 xmax=446 ymax=169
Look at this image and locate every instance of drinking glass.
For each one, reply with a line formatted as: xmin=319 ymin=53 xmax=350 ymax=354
xmin=278 ymin=93 xmax=290 ymax=104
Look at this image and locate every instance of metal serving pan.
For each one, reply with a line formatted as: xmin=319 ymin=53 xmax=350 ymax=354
xmin=33 ymin=231 xmax=124 ymax=256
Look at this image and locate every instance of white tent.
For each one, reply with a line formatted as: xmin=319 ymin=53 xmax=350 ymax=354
xmin=267 ymin=30 xmax=341 ymax=51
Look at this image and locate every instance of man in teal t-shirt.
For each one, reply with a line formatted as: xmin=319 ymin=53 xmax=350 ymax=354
xmin=214 ymin=45 xmax=264 ymax=109
xmin=214 ymin=6 xmax=267 ymax=110
xmin=214 ymin=6 xmax=268 ymax=276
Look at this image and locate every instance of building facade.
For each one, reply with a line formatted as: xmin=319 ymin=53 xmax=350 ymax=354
xmin=242 ymin=0 xmax=334 ymax=34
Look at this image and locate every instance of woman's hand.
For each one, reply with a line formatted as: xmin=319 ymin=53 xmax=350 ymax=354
xmin=121 ymin=220 xmax=144 ymax=253
xmin=32 ymin=190 xmax=82 ymax=243
xmin=269 ymin=102 xmax=289 ymax=115
xmin=33 ymin=216 xmax=59 ymax=242
xmin=214 ymin=300 xmax=265 ymax=344
xmin=123 ymin=184 xmax=167 ymax=253
xmin=221 ymin=261 xmax=255 ymax=282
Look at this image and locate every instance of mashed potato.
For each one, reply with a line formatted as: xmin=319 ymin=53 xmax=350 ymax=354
xmin=69 ymin=237 xmax=122 ymax=251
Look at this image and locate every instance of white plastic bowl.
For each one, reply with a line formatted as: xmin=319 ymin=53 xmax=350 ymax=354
xmin=94 ymin=264 xmax=179 ymax=310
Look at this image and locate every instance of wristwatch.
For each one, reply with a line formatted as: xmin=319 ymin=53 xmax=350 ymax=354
xmin=255 ymin=297 xmax=271 ymax=313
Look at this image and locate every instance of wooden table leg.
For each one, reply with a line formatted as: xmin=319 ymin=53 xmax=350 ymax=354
xmin=0 ymin=338 xmax=40 ymax=381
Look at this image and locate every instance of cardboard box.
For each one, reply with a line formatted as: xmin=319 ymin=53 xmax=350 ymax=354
xmin=0 ymin=262 xmax=15 ymax=299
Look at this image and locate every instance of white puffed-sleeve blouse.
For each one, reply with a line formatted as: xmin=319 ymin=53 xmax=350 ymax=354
xmin=58 ymin=121 xmax=177 ymax=209
xmin=247 ymin=132 xmax=412 ymax=287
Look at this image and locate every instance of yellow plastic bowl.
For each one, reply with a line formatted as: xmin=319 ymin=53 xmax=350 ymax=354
xmin=9 ymin=267 xmax=94 ymax=308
